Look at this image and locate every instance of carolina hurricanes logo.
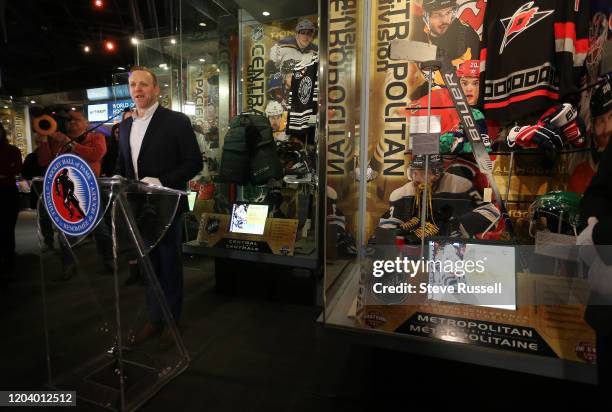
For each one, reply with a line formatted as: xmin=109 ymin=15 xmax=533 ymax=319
xmin=499 ymin=2 xmax=554 ymax=54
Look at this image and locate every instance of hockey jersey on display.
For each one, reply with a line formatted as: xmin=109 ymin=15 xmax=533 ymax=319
xmin=286 ymin=54 xmax=318 ymax=138
xmin=479 ymin=0 xmax=590 ymax=121
xmin=378 ymin=173 xmax=500 ymax=236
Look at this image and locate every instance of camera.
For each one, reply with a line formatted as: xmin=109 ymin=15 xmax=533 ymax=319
xmin=31 ymin=107 xmax=71 ymax=136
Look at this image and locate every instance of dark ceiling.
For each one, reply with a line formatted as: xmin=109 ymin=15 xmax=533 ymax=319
xmin=0 ymin=0 xmax=317 ymax=98
xmin=0 ymin=0 xmax=236 ymax=97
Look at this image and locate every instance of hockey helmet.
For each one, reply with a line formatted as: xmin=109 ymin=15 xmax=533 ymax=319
xmin=528 ymin=191 xmax=582 ymax=237
xmin=457 ymin=60 xmax=480 ymax=78
xmin=268 ymin=72 xmax=283 ymax=92
xmin=295 ymin=19 xmax=315 ymax=32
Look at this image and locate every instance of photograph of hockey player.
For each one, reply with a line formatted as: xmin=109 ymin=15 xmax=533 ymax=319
xmin=265 ymin=100 xmax=288 ymax=142
xmin=409 ymin=0 xmax=481 ymax=100
xmin=429 ymin=241 xmax=467 ymax=290
xmin=404 ymin=60 xmax=491 ymax=195
xmin=267 ymin=72 xmax=289 ymax=110
xmin=378 ymin=155 xmax=499 ymax=239
xmin=406 ymin=59 xmax=483 ymax=136
xmin=569 ymin=80 xmax=612 ymax=193
xmin=269 ymin=19 xmax=318 ymax=74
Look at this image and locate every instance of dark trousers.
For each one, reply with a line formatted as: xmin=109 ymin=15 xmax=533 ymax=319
xmin=58 ymin=218 xmax=114 ymax=267
xmin=32 ymin=192 xmax=54 ymax=247
xmin=146 ymin=214 xmax=184 ymax=323
xmin=0 ymin=188 xmax=19 ymax=273
xmin=38 ymin=206 xmax=55 ymax=247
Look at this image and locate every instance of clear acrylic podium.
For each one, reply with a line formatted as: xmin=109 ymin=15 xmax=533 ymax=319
xmin=33 ymin=177 xmax=190 ymax=411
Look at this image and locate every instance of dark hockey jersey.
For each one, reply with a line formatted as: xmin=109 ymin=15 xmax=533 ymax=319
xmin=479 ymin=0 xmax=590 ymax=121
xmin=286 ymin=54 xmax=318 ymax=138
xmin=378 ymin=173 xmax=499 ymax=236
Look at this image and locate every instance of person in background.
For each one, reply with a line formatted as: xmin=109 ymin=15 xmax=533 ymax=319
xmin=577 ymin=78 xmax=612 ymax=396
xmin=578 ymin=143 xmax=612 ymax=394
xmin=0 ymin=123 xmax=23 ymax=282
xmin=569 ymin=80 xmax=612 ymax=193
xmin=38 ymin=110 xmax=107 ymax=176
xmin=21 ymin=134 xmax=54 ymax=251
xmin=117 ymin=66 xmax=202 ymax=345
xmin=101 ymin=123 xmax=120 ymax=177
xmin=38 ymin=110 xmax=108 ymax=279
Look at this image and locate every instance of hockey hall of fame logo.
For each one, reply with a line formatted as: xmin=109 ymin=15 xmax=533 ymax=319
xmin=43 ymin=154 xmax=101 ymax=237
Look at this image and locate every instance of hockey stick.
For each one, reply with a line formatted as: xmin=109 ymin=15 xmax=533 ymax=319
xmin=435 ymin=51 xmax=515 ymax=237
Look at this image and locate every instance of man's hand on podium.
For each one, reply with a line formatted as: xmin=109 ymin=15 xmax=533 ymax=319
xmin=141 ymin=177 xmax=162 ymax=186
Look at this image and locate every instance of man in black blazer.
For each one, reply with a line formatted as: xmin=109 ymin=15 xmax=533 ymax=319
xmin=118 ymin=66 xmax=202 ymax=344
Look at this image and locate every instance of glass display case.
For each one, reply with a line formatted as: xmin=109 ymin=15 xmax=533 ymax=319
xmin=321 ymin=0 xmax=604 ymax=384
xmin=137 ymin=1 xmax=324 ymax=304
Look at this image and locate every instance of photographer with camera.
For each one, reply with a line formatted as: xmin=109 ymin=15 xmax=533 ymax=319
xmin=37 ymin=111 xmax=106 ymax=176
xmin=37 ymin=110 xmax=108 ymax=280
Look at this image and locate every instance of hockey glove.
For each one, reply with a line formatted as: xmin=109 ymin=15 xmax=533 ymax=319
xmin=506 ymin=125 xmax=563 ymax=150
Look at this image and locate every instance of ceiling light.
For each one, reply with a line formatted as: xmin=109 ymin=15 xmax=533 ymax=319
xmin=199 ymin=58 xmax=205 ymax=62
xmin=164 ymin=84 xmax=169 ymax=87
xmin=94 ymin=0 xmax=103 ymax=8
xmin=159 ymin=63 xmax=167 ymax=68
xmin=117 ymin=66 xmax=125 ymax=70
xmin=199 ymin=22 xmax=207 ymax=27
xmin=71 ymin=107 xmax=76 ymax=111
xmin=30 ymin=100 xmax=36 ymax=104
xmin=105 ymin=41 xmax=115 ymax=51
xmin=3 ymin=106 xmax=7 ymax=109
xmin=262 ymin=11 xmax=270 ymax=16
xmin=84 ymin=45 xmax=91 ymax=53
xmin=131 ymin=37 xmax=138 ymax=45
xmin=170 ymin=39 xmax=177 ymax=44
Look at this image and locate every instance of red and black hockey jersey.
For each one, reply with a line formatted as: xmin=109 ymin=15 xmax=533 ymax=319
xmin=286 ymin=54 xmax=318 ymax=138
xmin=479 ymin=0 xmax=589 ymax=121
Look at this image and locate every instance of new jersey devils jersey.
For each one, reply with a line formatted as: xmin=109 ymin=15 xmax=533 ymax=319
xmin=286 ymin=54 xmax=318 ymax=138
xmin=479 ymin=0 xmax=590 ymax=121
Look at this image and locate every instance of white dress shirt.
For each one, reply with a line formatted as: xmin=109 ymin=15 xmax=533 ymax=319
xmin=130 ymin=101 xmax=159 ymax=179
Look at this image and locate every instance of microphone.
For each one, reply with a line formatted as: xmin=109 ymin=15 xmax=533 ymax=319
xmin=56 ymin=105 xmax=135 ymax=156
